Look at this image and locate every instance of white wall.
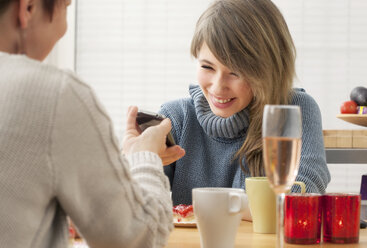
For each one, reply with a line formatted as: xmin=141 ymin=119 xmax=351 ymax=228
xmin=275 ymin=0 xmax=367 ymax=131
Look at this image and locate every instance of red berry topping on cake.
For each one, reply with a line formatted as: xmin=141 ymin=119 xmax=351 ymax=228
xmin=173 ymin=204 xmax=195 ymax=223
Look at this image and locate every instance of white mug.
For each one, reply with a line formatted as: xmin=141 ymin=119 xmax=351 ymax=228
xmin=192 ymin=187 xmax=246 ymax=248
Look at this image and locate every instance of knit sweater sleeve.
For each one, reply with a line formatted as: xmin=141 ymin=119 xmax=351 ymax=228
xmin=50 ymin=72 xmax=173 ymax=248
xmin=292 ymin=90 xmax=331 ymax=193
xmin=159 ymin=100 xmax=186 ymax=184
xmin=159 ymin=100 xmax=185 ymax=145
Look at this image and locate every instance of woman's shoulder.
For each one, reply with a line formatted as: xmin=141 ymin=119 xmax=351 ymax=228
xmin=160 ymin=97 xmax=195 ymax=118
xmin=291 ymin=88 xmax=319 ymax=109
xmin=161 ymin=97 xmax=193 ymax=109
xmin=290 ymin=88 xmax=322 ymax=122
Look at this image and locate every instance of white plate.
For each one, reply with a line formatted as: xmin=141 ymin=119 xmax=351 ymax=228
xmin=174 ymin=221 xmax=196 ymax=227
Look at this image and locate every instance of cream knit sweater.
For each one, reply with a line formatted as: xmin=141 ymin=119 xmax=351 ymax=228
xmin=0 ymin=52 xmax=173 ymax=248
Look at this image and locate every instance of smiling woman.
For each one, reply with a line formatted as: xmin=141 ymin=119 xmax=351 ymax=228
xmin=196 ymin=42 xmax=253 ymax=118
xmin=158 ymin=0 xmax=330 ymax=206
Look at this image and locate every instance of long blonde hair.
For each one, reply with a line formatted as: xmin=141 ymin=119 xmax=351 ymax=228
xmin=191 ymin=0 xmax=296 ymax=176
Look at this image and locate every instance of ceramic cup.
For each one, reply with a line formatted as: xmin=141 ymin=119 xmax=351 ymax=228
xmin=245 ymin=177 xmax=306 ymax=234
xmin=192 ymin=187 xmax=246 ymax=248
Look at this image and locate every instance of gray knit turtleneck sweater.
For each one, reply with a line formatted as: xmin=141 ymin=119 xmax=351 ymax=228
xmin=160 ymin=85 xmax=330 ymax=205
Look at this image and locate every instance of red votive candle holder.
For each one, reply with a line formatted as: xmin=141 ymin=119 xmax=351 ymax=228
xmin=323 ymin=193 xmax=361 ymax=244
xmin=284 ymin=193 xmax=322 ymax=244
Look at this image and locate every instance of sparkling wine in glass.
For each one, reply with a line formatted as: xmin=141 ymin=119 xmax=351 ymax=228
xmin=262 ymin=105 xmax=302 ymax=248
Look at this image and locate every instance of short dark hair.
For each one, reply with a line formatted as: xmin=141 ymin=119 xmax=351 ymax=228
xmin=42 ymin=0 xmax=60 ymax=16
xmin=0 ymin=0 xmax=62 ymax=17
xmin=0 ymin=0 xmax=13 ymax=15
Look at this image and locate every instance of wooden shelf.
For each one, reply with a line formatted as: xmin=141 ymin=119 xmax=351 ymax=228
xmin=323 ymin=130 xmax=367 ymax=148
xmin=337 ymin=114 xmax=367 ymax=127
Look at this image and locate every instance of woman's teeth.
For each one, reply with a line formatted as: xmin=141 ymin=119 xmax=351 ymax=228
xmin=214 ymin=98 xmax=232 ymax=104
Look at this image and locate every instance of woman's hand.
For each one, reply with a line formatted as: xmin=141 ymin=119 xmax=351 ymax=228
xmin=122 ymin=106 xmax=172 ymax=155
xmin=159 ymin=145 xmax=185 ymax=166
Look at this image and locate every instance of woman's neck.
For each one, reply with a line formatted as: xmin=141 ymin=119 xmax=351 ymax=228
xmin=190 ymin=85 xmax=250 ymax=139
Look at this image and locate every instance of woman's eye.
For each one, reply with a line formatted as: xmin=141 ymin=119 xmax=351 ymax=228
xmin=201 ymin=65 xmax=213 ymax=70
xmin=230 ymin=72 xmax=239 ymax=77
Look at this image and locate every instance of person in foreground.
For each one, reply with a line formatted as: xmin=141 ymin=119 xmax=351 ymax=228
xmin=159 ymin=0 xmax=331 ymax=205
xmin=0 ymin=0 xmax=173 ymax=247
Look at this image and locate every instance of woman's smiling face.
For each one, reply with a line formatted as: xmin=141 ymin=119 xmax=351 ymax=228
xmin=196 ymin=43 xmax=253 ymax=118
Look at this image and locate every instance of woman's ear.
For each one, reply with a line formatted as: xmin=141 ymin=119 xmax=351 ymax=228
xmin=18 ymin=0 xmax=35 ymax=29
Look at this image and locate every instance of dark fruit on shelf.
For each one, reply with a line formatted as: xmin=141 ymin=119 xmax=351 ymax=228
xmin=350 ymin=86 xmax=367 ymax=106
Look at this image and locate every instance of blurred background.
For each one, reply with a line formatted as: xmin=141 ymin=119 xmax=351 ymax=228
xmin=47 ymin=0 xmax=367 ymax=193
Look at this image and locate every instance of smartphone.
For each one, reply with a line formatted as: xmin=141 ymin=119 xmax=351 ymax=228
xmin=136 ymin=110 xmax=176 ymax=147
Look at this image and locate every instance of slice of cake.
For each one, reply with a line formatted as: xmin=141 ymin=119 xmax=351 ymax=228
xmin=172 ymin=204 xmax=195 ymax=223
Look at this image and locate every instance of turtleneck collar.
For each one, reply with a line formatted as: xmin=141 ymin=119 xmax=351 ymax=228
xmin=189 ymin=84 xmax=250 ymax=139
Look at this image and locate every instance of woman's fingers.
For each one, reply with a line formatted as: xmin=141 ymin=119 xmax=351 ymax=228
xmin=159 ymin=145 xmax=185 ymax=165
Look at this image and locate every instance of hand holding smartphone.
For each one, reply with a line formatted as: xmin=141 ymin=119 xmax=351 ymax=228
xmin=136 ymin=110 xmax=176 ymax=147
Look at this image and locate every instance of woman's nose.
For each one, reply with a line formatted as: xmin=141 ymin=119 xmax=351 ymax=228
xmin=211 ymin=73 xmax=228 ymax=93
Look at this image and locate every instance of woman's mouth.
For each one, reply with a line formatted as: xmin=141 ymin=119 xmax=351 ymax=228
xmin=210 ymin=95 xmax=235 ymax=109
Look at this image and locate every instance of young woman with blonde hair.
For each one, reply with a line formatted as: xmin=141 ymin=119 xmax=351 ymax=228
xmin=160 ymin=0 xmax=330 ymax=205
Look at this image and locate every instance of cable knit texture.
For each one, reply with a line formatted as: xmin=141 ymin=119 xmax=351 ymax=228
xmin=0 ymin=52 xmax=173 ymax=248
xmin=160 ymin=85 xmax=330 ymax=205
xmin=189 ymin=85 xmax=250 ymax=138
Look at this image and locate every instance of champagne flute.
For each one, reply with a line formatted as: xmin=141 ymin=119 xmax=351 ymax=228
xmin=262 ymin=105 xmax=302 ymax=248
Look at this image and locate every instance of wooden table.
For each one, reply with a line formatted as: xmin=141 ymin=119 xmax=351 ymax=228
xmin=165 ymin=221 xmax=367 ymax=248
